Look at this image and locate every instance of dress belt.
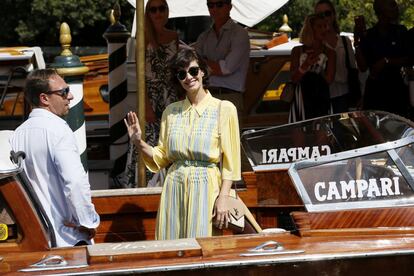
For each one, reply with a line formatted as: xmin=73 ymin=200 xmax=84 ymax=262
xmin=174 ymin=160 xmax=217 ymax=168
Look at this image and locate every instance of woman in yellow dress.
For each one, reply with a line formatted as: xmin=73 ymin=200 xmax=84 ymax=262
xmin=124 ymin=49 xmax=241 ymax=240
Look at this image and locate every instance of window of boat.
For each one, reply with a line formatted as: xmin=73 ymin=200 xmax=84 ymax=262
xmin=241 ymin=111 xmax=414 ymax=171
xmin=0 ymin=194 xmax=17 ymax=242
xmin=290 ymin=147 xmax=414 ymax=212
xmin=394 ymin=143 xmax=414 ymax=178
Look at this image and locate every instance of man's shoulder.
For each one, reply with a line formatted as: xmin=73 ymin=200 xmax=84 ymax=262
xmin=227 ymin=19 xmax=247 ymax=31
xmin=16 ymin=111 xmax=71 ymax=136
xmin=197 ymin=26 xmax=213 ymax=40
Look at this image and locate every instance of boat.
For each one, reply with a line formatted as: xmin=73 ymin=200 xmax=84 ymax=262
xmin=91 ymin=110 xmax=414 ymax=242
xmin=2 ymin=110 xmax=414 ymax=274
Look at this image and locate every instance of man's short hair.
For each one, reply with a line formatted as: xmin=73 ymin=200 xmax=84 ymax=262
xmin=24 ymin=69 xmax=59 ymax=107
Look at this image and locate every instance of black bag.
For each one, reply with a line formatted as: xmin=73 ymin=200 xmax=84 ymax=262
xmin=342 ymin=36 xmax=361 ymax=107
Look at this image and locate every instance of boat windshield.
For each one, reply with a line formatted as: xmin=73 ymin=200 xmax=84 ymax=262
xmin=241 ymin=111 xmax=414 ymax=171
xmin=289 ymin=136 xmax=414 ymax=212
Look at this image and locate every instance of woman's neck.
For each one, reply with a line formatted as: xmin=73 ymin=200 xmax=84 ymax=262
xmin=187 ymin=88 xmax=207 ymax=106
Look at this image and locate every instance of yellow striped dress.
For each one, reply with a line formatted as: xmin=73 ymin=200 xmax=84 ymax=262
xmin=143 ymin=92 xmax=241 ymax=240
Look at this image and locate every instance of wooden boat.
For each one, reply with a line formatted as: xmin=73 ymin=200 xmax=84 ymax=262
xmin=91 ymin=110 xmax=414 ymax=242
xmin=3 ymin=110 xmax=414 ymax=275
xmin=0 ymin=112 xmax=414 ymax=275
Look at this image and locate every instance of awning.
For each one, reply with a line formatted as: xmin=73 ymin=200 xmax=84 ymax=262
xmin=127 ymin=0 xmax=289 ymax=28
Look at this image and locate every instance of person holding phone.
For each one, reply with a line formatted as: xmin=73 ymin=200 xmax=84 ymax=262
xmin=124 ymin=49 xmax=241 ymax=240
xmin=289 ymin=14 xmax=336 ymax=122
xmin=314 ymin=0 xmax=359 ymax=113
xmin=354 ymin=0 xmax=410 ymax=117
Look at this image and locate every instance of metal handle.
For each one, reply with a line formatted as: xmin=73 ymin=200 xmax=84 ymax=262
xmin=30 ymin=255 xmax=68 ymax=268
xmin=248 ymin=240 xmax=284 ymax=252
xmin=241 ymin=240 xmax=304 ymax=257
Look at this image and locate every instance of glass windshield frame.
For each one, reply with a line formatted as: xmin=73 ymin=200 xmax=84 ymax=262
xmin=289 ymin=135 xmax=414 ymax=212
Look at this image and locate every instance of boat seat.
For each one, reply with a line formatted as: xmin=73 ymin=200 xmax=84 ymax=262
xmin=0 ymin=130 xmax=57 ymax=247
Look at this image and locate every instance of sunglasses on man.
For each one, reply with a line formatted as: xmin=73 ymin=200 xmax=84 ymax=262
xmin=207 ymin=1 xmax=228 ymax=9
xmin=316 ymin=10 xmax=333 ymax=18
xmin=148 ymin=5 xmax=167 ymax=14
xmin=45 ymin=87 xmax=70 ymax=98
xmin=176 ymin=66 xmax=200 ymax=81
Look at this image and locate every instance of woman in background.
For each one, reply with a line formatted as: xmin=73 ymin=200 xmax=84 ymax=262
xmin=123 ymin=0 xmax=179 ymax=187
xmin=289 ymin=14 xmax=336 ymax=123
xmin=314 ymin=0 xmax=358 ymax=113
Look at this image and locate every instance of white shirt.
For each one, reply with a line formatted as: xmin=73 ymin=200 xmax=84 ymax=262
xmin=10 ymin=108 xmax=100 ymax=247
xmin=326 ymin=35 xmax=357 ymax=98
xmin=195 ymin=19 xmax=250 ymax=92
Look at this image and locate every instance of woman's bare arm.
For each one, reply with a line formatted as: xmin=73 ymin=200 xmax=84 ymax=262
xmin=124 ymin=111 xmax=153 ymax=160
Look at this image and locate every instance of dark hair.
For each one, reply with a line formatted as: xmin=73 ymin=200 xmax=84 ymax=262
xmin=24 ymin=69 xmax=59 ymax=107
xmin=315 ymin=0 xmax=340 ymax=34
xmin=373 ymin=0 xmax=398 ymax=16
xmin=170 ymin=48 xmax=210 ymax=95
xmin=373 ymin=0 xmax=382 ymax=15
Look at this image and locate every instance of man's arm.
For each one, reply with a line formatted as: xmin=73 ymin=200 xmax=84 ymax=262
xmin=215 ymin=26 xmax=250 ymax=76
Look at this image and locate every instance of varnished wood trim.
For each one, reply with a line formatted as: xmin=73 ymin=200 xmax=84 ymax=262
xmin=0 ymin=177 xmax=49 ymax=252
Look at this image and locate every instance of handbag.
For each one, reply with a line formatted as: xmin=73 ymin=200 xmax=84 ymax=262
xmin=280 ymin=81 xmax=295 ymax=103
xmin=214 ymin=100 xmax=246 ymax=232
xmin=342 ymin=36 xmax=361 ymax=107
xmin=214 ymin=190 xmax=246 ymax=232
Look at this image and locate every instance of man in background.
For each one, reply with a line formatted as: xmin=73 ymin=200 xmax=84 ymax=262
xmin=10 ymin=69 xmax=100 ymax=247
xmin=195 ymin=0 xmax=250 ymax=119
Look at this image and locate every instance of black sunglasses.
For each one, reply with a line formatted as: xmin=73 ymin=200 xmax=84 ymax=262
xmin=316 ymin=10 xmax=333 ymax=18
xmin=207 ymin=1 xmax=227 ymax=9
xmin=45 ymin=87 xmax=70 ymax=98
xmin=148 ymin=5 xmax=167 ymax=14
xmin=176 ymin=66 xmax=200 ymax=81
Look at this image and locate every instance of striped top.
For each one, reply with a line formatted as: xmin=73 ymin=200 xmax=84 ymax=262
xmin=144 ymin=92 xmax=241 ymax=239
